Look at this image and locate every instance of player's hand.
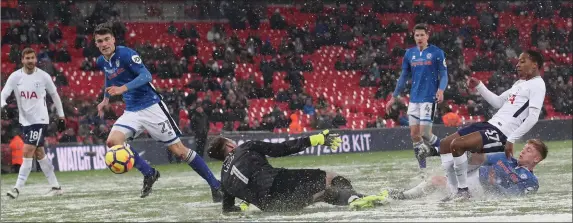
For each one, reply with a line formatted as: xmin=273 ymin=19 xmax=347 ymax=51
xmin=56 ymin=118 xmax=66 ymax=132
xmin=106 ymin=85 xmax=128 ymax=96
xmin=504 ymin=142 xmax=514 ymax=159
xmin=466 ymin=77 xmax=481 ymax=89
xmin=97 ymin=101 xmax=108 ymax=119
xmin=435 ymin=90 xmax=444 ymax=103
xmin=309 ymin=130 xmax=342 ymax=150
xmin=385 ymin=97 xmax=396 ymax=114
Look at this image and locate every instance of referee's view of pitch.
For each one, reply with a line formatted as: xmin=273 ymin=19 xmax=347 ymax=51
xmin=1 ymin=140 xmax=571 ymax=222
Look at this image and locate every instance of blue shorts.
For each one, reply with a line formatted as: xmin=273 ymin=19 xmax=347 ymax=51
xmin=21 ymin=124 xmax=48 ymax=147
xmin=457 ymin=122 xmax=507 ymax=153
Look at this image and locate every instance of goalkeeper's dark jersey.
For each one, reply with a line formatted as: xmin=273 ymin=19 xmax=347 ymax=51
xmin=220 ymin=137 xmax=311 ymax=211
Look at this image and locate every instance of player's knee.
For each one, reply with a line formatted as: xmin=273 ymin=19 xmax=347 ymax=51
xmin=439 ymin=138 xmax=450 ymax=153
xmin=450 ymin=138 xmax=465 ymax=155
xmin=168 ymin=142 xmax=193 ymax=160
xmin=34 ymin=148 xmax=46 ymax=160
xmin=22 ymin=144 xmax=36 ymax=158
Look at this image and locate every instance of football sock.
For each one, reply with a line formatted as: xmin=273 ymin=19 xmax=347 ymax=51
xmin=441 ymin=153 xmax=458 ymax=191
xmin=413 ymin=141 xmax=426 ymax=168
xmin=15 ymin=158 xmax=33 ymax=190
xmin=403 ymin=180 xmax=436 ymax=199
xmin=37 ymin=156 xmax=60 ymax=188
xmin=184 ymin=149 xmax=221 ymax=189
xmin=453 ymin=154 xmax=469 ymax=189
xmin=130 ymin=146 xmax=155 ymax=177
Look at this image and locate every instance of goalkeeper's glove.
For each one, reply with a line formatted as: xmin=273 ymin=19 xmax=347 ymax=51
xmin=309 ymin=130 xmax=342 ymax=150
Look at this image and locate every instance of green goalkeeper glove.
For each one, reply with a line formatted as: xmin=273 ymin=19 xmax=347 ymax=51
xmin=309 ymin=130 xmax=342 ymax=150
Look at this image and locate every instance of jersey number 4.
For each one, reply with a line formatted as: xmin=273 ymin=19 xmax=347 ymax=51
xmin=484 ymin=129 xmax=500 ymax=142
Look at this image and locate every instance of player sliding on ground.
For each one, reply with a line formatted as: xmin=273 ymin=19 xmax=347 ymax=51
xmin=389 ymin=139 xmax=548 ymax=200
xmin=207 ymin=130 xmax=389 ymax=213
xmin=1 ymin=48 xmax=67 ymax=199
xmin=93 ymin=23 xmax=223 ymax=201
xmin=417 ymin=50 xmax=546 ymax=201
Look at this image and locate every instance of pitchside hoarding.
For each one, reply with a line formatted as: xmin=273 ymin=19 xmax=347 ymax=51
xmin=40 ymin=120 xmax=571 ymax=172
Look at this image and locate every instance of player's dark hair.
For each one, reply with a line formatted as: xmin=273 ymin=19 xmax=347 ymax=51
xmin=527 ymin=138 xmax=548 ymax=161
xmin=21 ymin=48 xmax=36 ymax=58
xmin=207 ymin=137 xmax=229 ymax=161
xmin=524 ymin=50 xmax=544 ymax=70
xmin=413 ymin=23 xmax=429 ymax=33
xmin=93 ymin=23 xmax=114 ymax=37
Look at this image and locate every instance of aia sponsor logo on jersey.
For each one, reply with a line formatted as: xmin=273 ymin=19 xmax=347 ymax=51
xmin=508 ymin=94 xmax=516 ymax=104
xmin=20 ymin=91 xmax=38 ymax=99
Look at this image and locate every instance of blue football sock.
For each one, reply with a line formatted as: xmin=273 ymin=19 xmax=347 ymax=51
xmin=184 ymin=149 xmax=221 ymax=189
xmin=130 ymin=145 xmax=155 ymax=177
xmin=413 ymin=141 xmax=426 ymax=169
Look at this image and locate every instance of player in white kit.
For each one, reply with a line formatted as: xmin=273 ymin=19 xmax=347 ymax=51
xmin=418 ymin=50 xmax=547 ymax=201
xmin=1 ymin=48 xmax=67 ymax=199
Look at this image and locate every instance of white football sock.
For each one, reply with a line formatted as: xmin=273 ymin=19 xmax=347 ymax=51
xmin=453 ymin=155 xmax=468 ymax=189
xmin=38 ymin=156 xmax=60 ymax=188
xmin=403 ymin=180 xmax=436 ymax=199
xmin=14 ymin=158 xmax=33 ymax=190
xmin=441 ymin=153 xmax=458 ymax=192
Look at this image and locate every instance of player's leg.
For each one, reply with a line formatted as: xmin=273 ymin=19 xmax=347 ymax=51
xmin=443 ymin=131 xmax=483 ymax=201
xmin=418 ymin=102 xmax=442 ymax=158
xmin=143 ymin=102 xmax=222 ymax=201
xmin=7 ymin=125 xmax=42 ymax=199
xmin=166 ymin=141 xmax=223 ymax=202
xmin=34 ymin=147 xmax=62 ymax=196
xmin=109 ymin=112 xmax=159 ymax=198
xmin=407 ymin=103 xmax=428 ymax=171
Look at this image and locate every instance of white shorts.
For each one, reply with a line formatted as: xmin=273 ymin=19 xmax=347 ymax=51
xmin=407 ymin=102 xmax=436 ymax=125
xmin=111 ymin=102 xmax=182 ymax=146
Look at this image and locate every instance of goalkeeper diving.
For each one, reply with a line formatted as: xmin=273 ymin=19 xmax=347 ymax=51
xmin=207 ymin=130 xmax=390 ymax=213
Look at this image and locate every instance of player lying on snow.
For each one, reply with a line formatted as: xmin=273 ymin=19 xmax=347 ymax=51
xmin=207 ymin=130 xmax=390 ymax=213
xmin=388 ymin=139 xmax=548 ymax=201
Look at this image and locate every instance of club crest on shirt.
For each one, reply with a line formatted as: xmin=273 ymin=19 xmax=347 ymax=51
xmin=115 ymin=59 xmax=120 ymax=67
xmin=34 ymin=82 xmax=40 ymax=88
xmin=426 ymin=53 xmax=432 ymax=59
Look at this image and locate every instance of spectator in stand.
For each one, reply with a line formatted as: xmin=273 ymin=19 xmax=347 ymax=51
xmin=303 ymin=98 xmax=316 ymax=115
xmin=332 ymin=109 xmax=347 ymax=128
xmin=190 ymin=105 xmax=209 ymax=158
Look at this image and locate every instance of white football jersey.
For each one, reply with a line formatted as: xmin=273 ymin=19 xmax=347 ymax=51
xmin=487 ymin=76 xmax=546 ymax=138
xmin=1 ymin=68 xmax=64 ymax=126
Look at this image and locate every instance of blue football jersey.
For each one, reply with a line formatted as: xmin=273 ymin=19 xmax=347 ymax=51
xmin=393 ymin=44 xmax=448 ymax=103
xmin=96 ymin=46 xmax=160 ymax=111
xmin=478 ymin=152 xmax=539 ymax=196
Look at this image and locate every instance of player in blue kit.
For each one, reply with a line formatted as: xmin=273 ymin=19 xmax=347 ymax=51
xmin=389 ymin=139 xmax=548 ymax=200
xmin=93 ymin=23 xmax=223 ymax=201
xmin=386 ymin=23 xmax=448 ymax=178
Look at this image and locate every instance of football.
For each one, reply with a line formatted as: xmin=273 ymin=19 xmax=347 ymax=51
xmin=105 ymin=144 xmax=135 ymax=174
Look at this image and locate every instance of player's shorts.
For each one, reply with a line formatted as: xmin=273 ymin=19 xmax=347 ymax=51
xmin=457 ymin=121 xmax=508 ymax=153
xmin=407 ymin=102 xmax=436 ymax=125
xmin=261 ymin=168 xmax=327 ymax=212
xmin=21 ymin=124 xmax=48 ymax=147
xmin=111 ymin=101 xmax=182 ymax=146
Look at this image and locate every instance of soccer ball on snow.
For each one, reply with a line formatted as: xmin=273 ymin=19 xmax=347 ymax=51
xmin=105 ymin=144 xmax=135 ymax=174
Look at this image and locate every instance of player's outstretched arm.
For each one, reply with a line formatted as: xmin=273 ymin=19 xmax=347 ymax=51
xmin=474 ymin=80 xmax=511 ymax=109
xmin=391 ymin=51 xmax=412 ymax=99
xmin=248 ymin=137 xmax=313 ymax=157
xmin=0 ymin=74 xmax=15 ymax=108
